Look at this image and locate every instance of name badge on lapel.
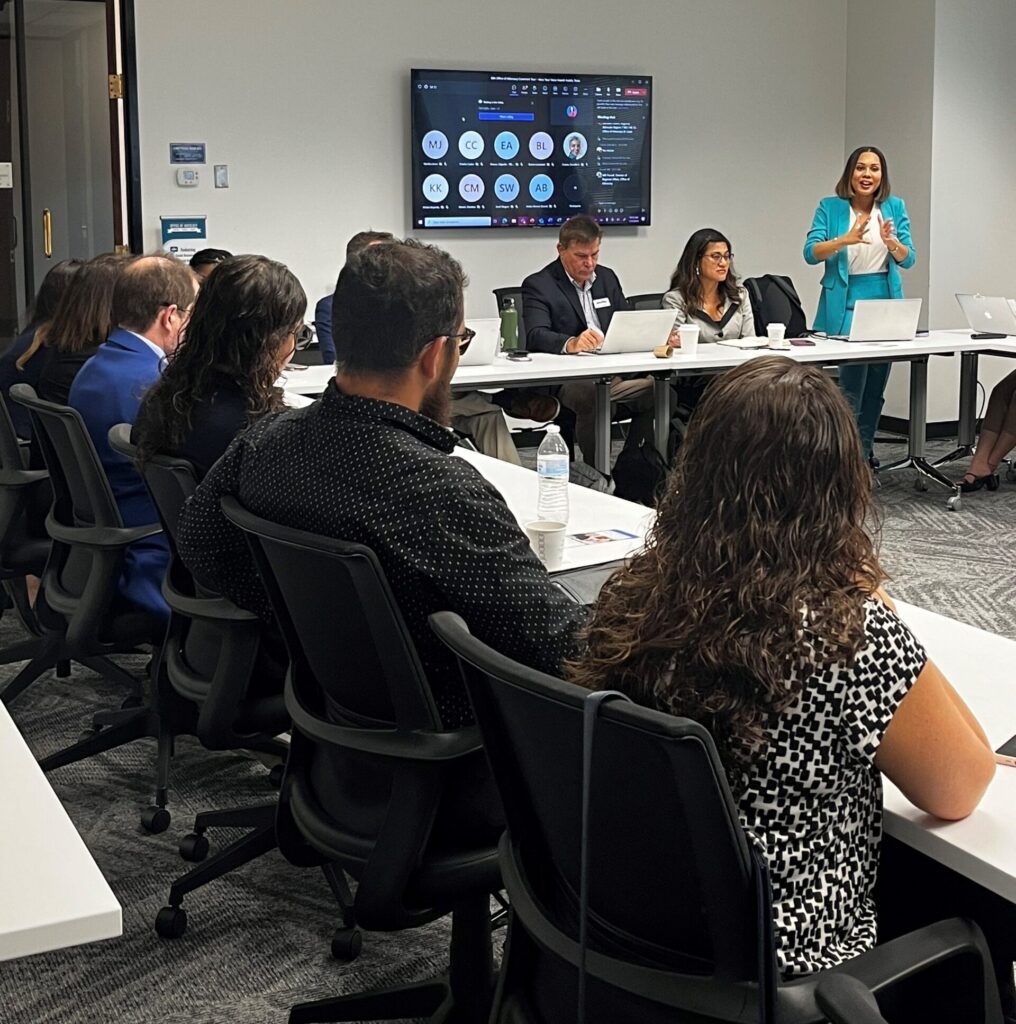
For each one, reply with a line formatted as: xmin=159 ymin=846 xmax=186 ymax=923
xmin=592 ymin=297 xmax=611 ymax=309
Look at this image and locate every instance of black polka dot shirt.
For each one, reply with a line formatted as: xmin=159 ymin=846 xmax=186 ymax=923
xmin=177 ymin=380 xmax=585 ymax=728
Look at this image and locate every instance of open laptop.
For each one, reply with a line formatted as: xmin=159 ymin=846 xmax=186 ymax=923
xmin=459 ymin=317 xmax=501 ymax=366
xmin=595 ymin=309 xmax=677 ymax=354
xmin=832 ymin=298 xmax=922 ymax=342
xmin=955 ymin=293 xmax=1016 ymax=338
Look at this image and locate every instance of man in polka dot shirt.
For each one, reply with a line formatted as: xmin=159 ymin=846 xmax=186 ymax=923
xmin=178 ymin=238 xmax=585 ymax=728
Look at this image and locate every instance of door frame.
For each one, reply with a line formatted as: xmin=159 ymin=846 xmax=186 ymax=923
xmin=12 ymin=0 xmax=141 ymax=307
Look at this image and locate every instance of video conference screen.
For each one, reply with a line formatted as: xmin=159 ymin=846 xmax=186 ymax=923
xmin=411 ymin=68 xmax=653 ymax=230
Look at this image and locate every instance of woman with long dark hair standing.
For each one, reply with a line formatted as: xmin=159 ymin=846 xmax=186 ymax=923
xmin=570 ymin=357 xmax=993 ymax=992
xmin=133 ymin=254 xmax=306 ymax=477
xmin=804 ymin=146 xmax=915 ymax=464
xmin=663 ymin=228 xmax=755 ymax=343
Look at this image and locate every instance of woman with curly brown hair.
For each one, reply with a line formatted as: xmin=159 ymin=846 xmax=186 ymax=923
xmin=133 ymin=254 xmax=306 ymax=478
xmin=570 ymin=356 xmax=994 ymax=981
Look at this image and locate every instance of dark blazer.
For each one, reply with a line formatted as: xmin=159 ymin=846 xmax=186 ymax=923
xmin=313 ymin=294 xmax=336 ymax=364
xmin=37 ymin=344 xmax=101 ymax=406
xmin=521 ymin=258 xmax=628 ymax=353
xmin=69 ymin=328 xmax=169 ymax=621
xmin=0 ymin=329 xmax=44 ymax=438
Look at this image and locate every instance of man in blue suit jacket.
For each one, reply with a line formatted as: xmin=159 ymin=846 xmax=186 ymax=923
xmin=69 ymin=255 xmax=198 ymax=622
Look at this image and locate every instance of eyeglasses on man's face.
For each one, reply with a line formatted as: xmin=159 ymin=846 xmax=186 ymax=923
xmin=702 ymin=252 xmax=733 ymax=265
xmin=445 ymin=327 xmax=476 ymax=355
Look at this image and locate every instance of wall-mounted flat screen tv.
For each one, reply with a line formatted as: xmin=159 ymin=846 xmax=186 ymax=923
xmin=411 ymin=68 xmax=652 ymax=230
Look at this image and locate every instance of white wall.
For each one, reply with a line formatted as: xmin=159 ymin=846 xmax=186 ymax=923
xmin=134 ymin=0 xmax=847 ymax=318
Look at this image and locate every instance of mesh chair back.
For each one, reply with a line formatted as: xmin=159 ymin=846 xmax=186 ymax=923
xmin=220 ymin=496 xmax=437 ymax=731
xmin=431 ymin=612 xmax=770 ymax=1022
xmin=493 ymin=286 xmax=528 ymax=349
xmin=628 ymin=292 xmax=665 ymax=310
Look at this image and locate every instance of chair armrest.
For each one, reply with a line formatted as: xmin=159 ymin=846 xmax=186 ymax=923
xmin=814 ymin=975 xmax=887 ymax=1023
xmin=286 ymin=678 xmax=483 ymax=762
xmin=0 ymin=468 xmax=49 ymax=488
xmin=46 ymin=517 xmax=162 ymax=548
xmin=161 ymin=575 xmax=259 ymax=623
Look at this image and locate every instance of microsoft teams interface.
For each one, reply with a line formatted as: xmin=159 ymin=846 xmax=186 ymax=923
xmin=411 ymin=68 xmax=652 ymax=230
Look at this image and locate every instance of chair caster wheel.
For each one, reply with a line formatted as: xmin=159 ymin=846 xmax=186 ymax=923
xmin=268 ymin=763 xmax=285 ymax=788
xmin=946 ymin=494 xmax=962 ymax=512
xmin=913 ymin=476 xmax=928 ymax=492
xmin=179 ymin=833 xmax=209 ymax=862
xmin=330 ymin=926 xmax=362 ymax=962
xmin=141 ymin=806 xmax=171 ymax=833
xmin=155 ymin=905 xmax=187 ymax=939
xmin=120 ymin=693 xmax=143 ymax=710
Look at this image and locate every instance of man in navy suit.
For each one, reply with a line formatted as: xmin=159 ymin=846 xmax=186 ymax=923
xmin=521 ymin=215 xmax=653 ymax=464
xmin=69 ymin=254 xmax=198 ymax=622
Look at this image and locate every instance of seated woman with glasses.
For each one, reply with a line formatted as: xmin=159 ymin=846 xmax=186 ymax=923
xmin=570 ymin=356 xmax=995 ymax=991
xmin=663 ymin=228 xmax=756 ymax=344
xmin=133 ymin=254 xmax=306 ymax=479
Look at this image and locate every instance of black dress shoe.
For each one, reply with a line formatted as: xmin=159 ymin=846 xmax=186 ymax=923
xmin=959 ymin=472 xmax=1000 ymax=493
xmin=868 ymin=454 xmax=881 ymax=470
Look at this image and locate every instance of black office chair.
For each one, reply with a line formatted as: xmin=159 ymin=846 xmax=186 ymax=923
xmin=627 ymin=292 xmax=664 ymax=310
xmin=0 ymin=391 xmax=51 ymax=659
xmin=5 ymin=385 xmax=167 ymax=786
xmin=431 ymin=611 xmax=1004 ymax=1024
xmin=106 ymin=425 xmax=303 ymax=941
xmin=221 ymin=496 xmax=502 ymax=1024
xmin=493 ymin=285 xmax=527 ymax=348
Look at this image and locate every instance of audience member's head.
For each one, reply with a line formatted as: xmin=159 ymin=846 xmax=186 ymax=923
xmin=344 ymin=230 xmax=394 ymax=262
xmin=45 ymin=252 xmax=133 ymax=355
xmin=668 ymin=227 xmax=740 ymax=308
xmin=112 ymin=255 xmax=198 ymax=355
xmin=135 ymin=254 xmax=306 ymax=465
xmin=189 ymin=248 xmax=233 ymax=283
xmin=570 ymin=356 xmax=883 ymax=772
xmin=24 ymin=259 xmax=85 ymax=333
xmin=557 ymin=214 xmax=602 ymax=285
xmin=333 ymin=239 xmax=466 ymax=424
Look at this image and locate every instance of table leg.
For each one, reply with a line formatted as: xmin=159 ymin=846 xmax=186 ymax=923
xmin=879 ymin=357 xmax=961 ymax=507
xmin=594 ymin=378 xmax=611 ymax=477
xmin=653 ymin=376 xmax=671 ymax=458
xmin=932 ymin=351 xmax=978 ymax=467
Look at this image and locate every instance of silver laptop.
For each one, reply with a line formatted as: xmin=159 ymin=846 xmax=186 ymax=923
xmin=955 ymin=293 xmax=1016 ymax=337
xmin=833 ymin=298 xmax=922 ymax=342
xmin=596 ymin=309 xmax=677 ymax=354
xmin=459 ymin=317 xmax=501 ymax=366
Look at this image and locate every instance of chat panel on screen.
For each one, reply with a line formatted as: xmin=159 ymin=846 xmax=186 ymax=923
xmin=411 ymin=69 xmax=652 ymax=230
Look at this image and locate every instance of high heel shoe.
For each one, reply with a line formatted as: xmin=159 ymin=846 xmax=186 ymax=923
xmin=959 ymin=472 xmax=1000 ymax=493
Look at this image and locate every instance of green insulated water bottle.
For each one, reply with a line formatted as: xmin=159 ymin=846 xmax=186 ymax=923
xmin=500 ymin=298 xmax=519 ymax=351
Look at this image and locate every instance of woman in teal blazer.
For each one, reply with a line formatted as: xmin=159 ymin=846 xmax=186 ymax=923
xmin=804 ymin=146 xmax=915 ymax=462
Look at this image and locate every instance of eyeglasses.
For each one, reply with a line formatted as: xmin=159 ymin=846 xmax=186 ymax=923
xmin=702 ymin=252 xmax=733 ymax=265
xmin=445 ymin=327 xmax=476 ymax=355
xmin=292 ymin=324 xmax=314 ymax=349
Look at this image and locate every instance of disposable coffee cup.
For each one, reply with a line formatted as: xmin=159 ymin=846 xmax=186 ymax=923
xmin=677 ymin=324 xmax=700 ymax=355
xmin=526 ymin=520 xmax=567 ymax=570
xmin=767 ymin=323 xmax=789 ymax=350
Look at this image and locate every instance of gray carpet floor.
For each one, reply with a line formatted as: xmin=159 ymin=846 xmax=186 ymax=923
xmin=1 ymin=437 xmax=1013 ymax=1023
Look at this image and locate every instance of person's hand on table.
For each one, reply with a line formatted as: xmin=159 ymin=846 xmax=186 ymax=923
xmin=564 ymin=329 xmax=604 ymax=353
xmin=668 ymin=327 xmax=682 ymax=348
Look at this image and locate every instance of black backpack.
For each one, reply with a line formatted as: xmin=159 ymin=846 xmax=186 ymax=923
xmin=611 ymin=437 xmax=669 ymax=507
xmin=743 ymin=275 xmax=808 ymax=338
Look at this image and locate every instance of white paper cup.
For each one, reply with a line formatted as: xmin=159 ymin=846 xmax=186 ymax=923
xmin=526 ymin=520 xmax=567 ymax=570
xmin=677 ymin=324 xmax=700 ymax=355
xmin=767 ymin=322 xmax=789 ymax=350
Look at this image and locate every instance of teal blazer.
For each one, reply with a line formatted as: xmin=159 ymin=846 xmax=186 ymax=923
xmin=803 ymin=195 xmax=915 ymax=333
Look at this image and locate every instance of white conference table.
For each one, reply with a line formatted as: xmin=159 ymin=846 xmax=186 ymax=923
xmin=465 ymin=448 xmax=1016 ymax=908
xmin=282 ymin=329 xmax=991 ymax=496
xmin=0 ymin=702 xmax=121 ymax=960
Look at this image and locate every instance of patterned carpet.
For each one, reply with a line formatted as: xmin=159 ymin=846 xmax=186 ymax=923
xmin=0 ymin=437 xmax=1013 ymax=1023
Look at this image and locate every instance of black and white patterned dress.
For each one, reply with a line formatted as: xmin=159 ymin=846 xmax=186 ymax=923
xmin=736 ymin=598 xmax=926 ymax=975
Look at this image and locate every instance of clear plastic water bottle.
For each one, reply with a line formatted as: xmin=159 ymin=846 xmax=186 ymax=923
xmin=500 ymin=298 xmax=519 ymax=351
xmin=537 ymin=425 xmax=570 ymax=523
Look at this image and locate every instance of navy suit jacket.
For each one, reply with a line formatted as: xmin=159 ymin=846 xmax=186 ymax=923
xmin=313 ymin=294 xmax=337 ymax=363
xmin=69 ymin=328 xmax=170 ymax=620
xmin=521 ymin=258 xmax=628 ymax=353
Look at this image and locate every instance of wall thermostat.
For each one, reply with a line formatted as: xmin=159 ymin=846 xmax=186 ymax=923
xmin=176 ymin=167 xmax=200 ymax=187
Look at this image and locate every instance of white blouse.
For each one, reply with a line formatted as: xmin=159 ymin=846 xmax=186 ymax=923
xmin=847 ymin=202 xmax=889 ymax=276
